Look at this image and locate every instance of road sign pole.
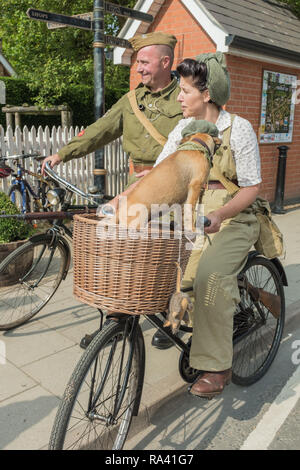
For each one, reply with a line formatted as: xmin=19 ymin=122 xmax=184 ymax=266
xmin=93 ymin=0 xmax=106 ymax=192
xmin=26 ymin=4 xmax=153 ymax=194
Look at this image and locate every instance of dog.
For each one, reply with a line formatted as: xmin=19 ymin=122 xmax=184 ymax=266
xmin=114 ymin=132 xmax=220 ymax=231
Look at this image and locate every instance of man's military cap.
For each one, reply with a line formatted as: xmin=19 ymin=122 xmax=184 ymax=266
xmin=129 ymin=32 xmax=177 ymax=52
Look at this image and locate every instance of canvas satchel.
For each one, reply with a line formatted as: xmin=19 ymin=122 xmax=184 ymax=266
xmin=251 ymin=197 xmax=284 ymax=259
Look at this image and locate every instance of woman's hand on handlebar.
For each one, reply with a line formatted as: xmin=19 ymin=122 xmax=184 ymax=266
xmin=42 ymin=154 xmax=62 ymax=175
xmin=204 ymin=211 xmax=224 ymax=234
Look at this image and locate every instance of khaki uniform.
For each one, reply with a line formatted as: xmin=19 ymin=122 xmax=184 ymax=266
xmin=58 ymin=78 xmax=183 ymax=170
xmin=182 ymin=117 xmax=260 ymax=372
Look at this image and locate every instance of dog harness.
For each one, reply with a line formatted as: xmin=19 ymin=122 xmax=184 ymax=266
xmin=176 ymin=139 xmax=214 ymax=167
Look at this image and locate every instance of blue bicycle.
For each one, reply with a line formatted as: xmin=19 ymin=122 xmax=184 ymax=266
xmin=1 ymin=153 xmax=58 ymax=213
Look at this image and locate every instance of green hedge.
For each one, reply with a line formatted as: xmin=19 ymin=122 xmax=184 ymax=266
xmin=0 ymin=191 xmax=33 ymax=243
xmin=0 ymin=77 xmax=128 ymax=130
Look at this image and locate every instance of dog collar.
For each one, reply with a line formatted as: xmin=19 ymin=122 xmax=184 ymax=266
xmin=190 ymin=137 xmax=215 ymax=167
xmin=191 ymin=137 xmax=213 ymax=157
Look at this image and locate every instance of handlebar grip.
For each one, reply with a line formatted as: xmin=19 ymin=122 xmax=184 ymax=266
xmin=197 ymin=215 xmax=211 ymax=227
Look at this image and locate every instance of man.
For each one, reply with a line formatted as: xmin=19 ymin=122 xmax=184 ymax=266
xmin=42 ymin=31 xmax=183 ymax=349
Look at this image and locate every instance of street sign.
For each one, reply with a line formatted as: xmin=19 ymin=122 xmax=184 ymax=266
xmin=47 ymin=4 xmax=153 ymax=29
xmin=105 ymin=2 xmax=153 ymax=22
xmin=26 ymin=8 xmax=92 ymax=30
xmin=98 ymin=33 xmax=131 ymax=49
xmin=47 ymin=12 xmax=93 ymax=30
xmin=27 ymin=8 xmax=148 ymax=48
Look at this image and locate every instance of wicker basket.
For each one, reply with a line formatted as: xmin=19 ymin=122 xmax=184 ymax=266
xmin=72 ymin=213 xmax=191 ymax=315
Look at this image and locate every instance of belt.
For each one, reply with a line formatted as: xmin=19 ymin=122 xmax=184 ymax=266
xmin=129 ymin=159 xmax=153 ymax=175
xmin=205 ymin=180 xmax=239 ymax=190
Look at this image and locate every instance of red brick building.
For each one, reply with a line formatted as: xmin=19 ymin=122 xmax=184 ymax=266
xmin=114 ymin=0 xmax=300 ymax=204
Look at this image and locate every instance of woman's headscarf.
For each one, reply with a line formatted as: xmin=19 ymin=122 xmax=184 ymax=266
xmin=196 ymin=52 xmax=230 ymax=106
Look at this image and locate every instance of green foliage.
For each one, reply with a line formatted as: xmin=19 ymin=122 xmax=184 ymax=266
xmin=0 ymin=77 xmax=35 ymax=127
xmin=0 ymin=0 xmax=135 ymax=122
xmin=279 ymin=0 xmax=300 ymax=17
xmin=0 ymin=192 xmax=33 ymax=243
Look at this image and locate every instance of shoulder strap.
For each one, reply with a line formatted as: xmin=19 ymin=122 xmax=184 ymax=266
xmin=213 ymin=113 xmax=239 ymax=196
xmin=222 ymin=113 xmax=236 ymax=147
xmin=213 ymin=166 xmax=240 ymax=196
xmin=127 ymin=90 xmax=167 ymax=146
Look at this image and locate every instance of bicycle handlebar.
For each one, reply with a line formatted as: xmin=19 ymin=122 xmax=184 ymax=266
xmin=1 ymin=153 xmax=41 ymax=161
xmin=197 ymin=215 xmax=211 ymax=227
xmin=0 ymin=209 xmax=96 ymax=221
xmin=44 ymin=162 xmax=104 ymax=204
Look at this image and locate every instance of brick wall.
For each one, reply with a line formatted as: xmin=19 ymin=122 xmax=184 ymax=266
xmin=226 ymin=55 xmax=300 ymax=202
xmin=129 ymin=0 xmax=300 ymax=203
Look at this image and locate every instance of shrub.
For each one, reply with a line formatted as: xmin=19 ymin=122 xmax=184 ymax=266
xmin=0 ymin=191 xmax=34 ymax=243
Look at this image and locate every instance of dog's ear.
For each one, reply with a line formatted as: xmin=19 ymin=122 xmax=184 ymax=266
xmin=213 ymin=137 xmax=222 ymax=146
xmin=213 ymin=137 xmax=222 ymax=151
xmin=180 ymin=135 xmax=191 ymax=144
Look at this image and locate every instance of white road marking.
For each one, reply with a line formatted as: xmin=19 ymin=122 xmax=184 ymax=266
xmin=240 ymin=365 xmax=300 ymax=450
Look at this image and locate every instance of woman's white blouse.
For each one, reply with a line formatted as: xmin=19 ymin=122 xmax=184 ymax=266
xmin=154 ymin=110 xmax=262 ymax=187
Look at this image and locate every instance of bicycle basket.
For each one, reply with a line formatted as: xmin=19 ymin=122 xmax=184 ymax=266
xmin=73 ymin=213 xmax=191 ymax=315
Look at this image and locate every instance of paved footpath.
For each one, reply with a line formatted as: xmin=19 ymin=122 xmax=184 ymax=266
xmin=0 ymin=208 xmax=300 ymax=450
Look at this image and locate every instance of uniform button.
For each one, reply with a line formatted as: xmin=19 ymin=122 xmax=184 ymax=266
xmin=145 ymin=134 xmax=149 ymax=138
xmin=148 ymin=103 xmax=153 ymax=108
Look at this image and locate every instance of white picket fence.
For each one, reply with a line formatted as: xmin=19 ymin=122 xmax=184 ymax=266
xmin=0 ymin=125 xmax=129 ymax=202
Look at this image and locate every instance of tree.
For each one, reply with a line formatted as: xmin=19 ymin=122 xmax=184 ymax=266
xmin=279 ymin=0 xmax=300 ymax=17
xmin=0 ymin=0 xmax=135 ymax=109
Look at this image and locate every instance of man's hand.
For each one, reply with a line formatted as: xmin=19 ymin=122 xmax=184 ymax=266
xmin=41 ymin=153 xmax=62 ymax=175
xmin=135 ymin=169 xmax=151 ymax=178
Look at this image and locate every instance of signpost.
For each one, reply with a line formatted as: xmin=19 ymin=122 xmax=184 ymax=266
xmin=26 ymin=3 xmax=153 ymax=193
xmin=47 ymin=13 xmax=93 ymax=30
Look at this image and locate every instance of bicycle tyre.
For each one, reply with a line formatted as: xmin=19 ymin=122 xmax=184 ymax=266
xmin=0 ymin=235 xmax=68 ymax=330
xmin=9 ymin=184 xmax=31 ymax=213
xmin=232 ymin=256 xmax=285 ymax=386
xmin=49 ymin=319 xmax=145 ymax=450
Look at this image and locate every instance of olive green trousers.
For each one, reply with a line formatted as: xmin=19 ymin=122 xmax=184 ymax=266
xmin=182 ymin=190 xmax=260 ymax=372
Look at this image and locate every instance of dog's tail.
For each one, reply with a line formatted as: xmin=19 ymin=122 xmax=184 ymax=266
xmin=174 ymin=261 xmax=182 ymax=293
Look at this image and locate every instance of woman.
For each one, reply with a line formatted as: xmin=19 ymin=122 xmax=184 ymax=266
xmin=152 ymin=52 xmax=261 ymax=398
xmin=110 ymin=52 xmax=262 ymax=398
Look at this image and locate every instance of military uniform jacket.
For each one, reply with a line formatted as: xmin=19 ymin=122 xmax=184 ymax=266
xmin=58 ymin=78 xmax=183 ymax=165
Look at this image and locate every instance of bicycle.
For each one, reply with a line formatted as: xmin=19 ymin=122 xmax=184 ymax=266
xmin=0 ymin=162 xmax=111 ymax=330
xmin=48 ymin=218 xmax=287 ymax=450
xmin=0 ymin=153 xmax=59 ymax=213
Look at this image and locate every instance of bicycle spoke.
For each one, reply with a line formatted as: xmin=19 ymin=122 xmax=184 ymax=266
xmin=0 ymin=239 xmax=66 ymax=329
xmin=232 ymin=257 xmax=285 ymax=385
xmin=50 ymin=321 xmax=142 ymax=450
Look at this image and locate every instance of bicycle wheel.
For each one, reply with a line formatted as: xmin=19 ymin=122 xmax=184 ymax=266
xmin=232 ymin=256 xmax=285 ymax=386
xmin=0 ymin=235 xmax=67 ymax=330
xmin=49 ymin=318 xmax=145 ymax=450
xmin=9 ymin=185 xmax=31 ymax=213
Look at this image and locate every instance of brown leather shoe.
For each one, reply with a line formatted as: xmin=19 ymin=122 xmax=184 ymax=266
xmin=189 ymin=368 xmax=232 ymax=398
